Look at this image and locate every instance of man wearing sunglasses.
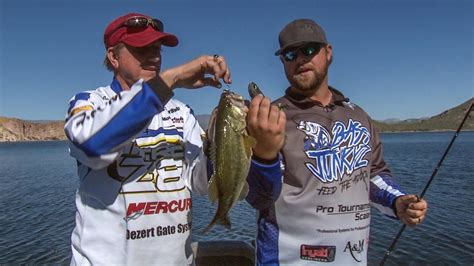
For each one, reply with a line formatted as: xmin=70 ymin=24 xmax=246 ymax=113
xmin=65 ymin=13 xmax=230 ymax=265
xmin=246 ymin=19 xmax=428 ymax=264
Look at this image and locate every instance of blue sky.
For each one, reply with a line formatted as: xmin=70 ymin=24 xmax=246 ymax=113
xmin=0 ymin=0 xmax=472 ymax=121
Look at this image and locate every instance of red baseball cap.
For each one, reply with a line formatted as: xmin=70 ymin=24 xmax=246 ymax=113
xmin=104 ymin=13 xmax=179 ymax=49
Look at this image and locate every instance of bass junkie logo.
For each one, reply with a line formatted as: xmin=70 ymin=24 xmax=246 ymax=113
xmin=297 ymin=119 xmax=371 ymax=183
xmin=300 ymin=245 xmax=336 ymax=262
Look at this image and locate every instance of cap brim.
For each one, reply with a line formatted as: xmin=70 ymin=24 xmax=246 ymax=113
xmin=275 ymin=41 xmax=326 ymax=56
xmin=122 ymin=27 xmax=178 ymax=48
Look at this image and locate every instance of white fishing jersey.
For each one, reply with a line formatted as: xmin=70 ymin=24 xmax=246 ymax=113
xmin=65 ymin=79 xmax=209 ymax=265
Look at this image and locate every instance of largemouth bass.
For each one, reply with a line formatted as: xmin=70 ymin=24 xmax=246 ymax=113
xmin=204 ymin=90 xmax=254 ymax=232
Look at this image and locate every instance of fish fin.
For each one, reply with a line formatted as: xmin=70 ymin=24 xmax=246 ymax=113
xmin=243 ymin=135 xmax=256 ymax=159
xmin=238 ymin=181 xmax=249 ymax=201
xmin=207 ymin=108 xmax=218 ymax=165
xmin=209 ymin=130 xmax=217 ymax=165
xmin=208 ymin=175 xmax=218 ymax=204
xmin=207 ymin=107 xmax=218 ymax=142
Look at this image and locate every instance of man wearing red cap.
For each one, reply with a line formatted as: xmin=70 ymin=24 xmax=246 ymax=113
xmin=245 ymin=18 xmax=428 ymax=264
xmin=64 ymin=13 xmax=230 ymax=265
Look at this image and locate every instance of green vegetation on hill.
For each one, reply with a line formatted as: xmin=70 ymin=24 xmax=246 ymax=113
xmin=373 ymin=98 xmax=473 ymax=132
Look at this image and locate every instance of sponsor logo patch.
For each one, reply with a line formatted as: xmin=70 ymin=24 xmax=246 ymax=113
xmin=297 ymin=119 xmax=371 ymax=184
xmin=343 ymin=239 xmax=365 ymax=262
xmin=300 ymin=245 xmax=336 ymax=262
xmin=124 ymin=198 xmax=192 ymax=221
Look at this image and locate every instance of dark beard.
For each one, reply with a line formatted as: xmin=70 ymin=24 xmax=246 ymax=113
xmin=287 ymin=56 xmax=330 ymax=96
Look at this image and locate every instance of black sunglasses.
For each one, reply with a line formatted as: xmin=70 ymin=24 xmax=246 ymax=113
xmin=121 ymin=16 xmax=164 ymax=32
xmin=282 ymin=43 xmax=323 ymax=62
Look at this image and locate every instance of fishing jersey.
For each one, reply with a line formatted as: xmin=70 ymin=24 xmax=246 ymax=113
xmin=64 ymin=79 xmax=209 ymax=265
xmin=246 ymin=87 xmax=405 ymax=265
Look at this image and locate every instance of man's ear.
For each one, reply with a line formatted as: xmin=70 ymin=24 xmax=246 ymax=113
xmin=325 ymin=44 xmax=333 ymax=64
xmin=107 ymin=47 xmax=119 ymax=69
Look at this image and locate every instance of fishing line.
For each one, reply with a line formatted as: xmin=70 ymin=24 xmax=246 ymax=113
xmin=380 ymin=102 xmax=473 ymax=265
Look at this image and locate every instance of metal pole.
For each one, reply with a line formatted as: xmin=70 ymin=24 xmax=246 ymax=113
xmin=380 ymin=102 xmax=473 ymax=265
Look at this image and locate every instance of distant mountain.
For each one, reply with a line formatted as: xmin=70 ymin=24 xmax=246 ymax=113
xmin=373 ymin=98 xmax=473 ymax=132
xmin=379 ymin=118 xmax=402 ymax=124
xmin=0 ymin=117 xmax=66 ymax=142
xmin=1 ymin=98 xmax=472 ymax=142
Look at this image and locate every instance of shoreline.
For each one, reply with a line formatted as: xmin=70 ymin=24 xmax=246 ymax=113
xmin=1 ymin=130 xmax=474 ymax=143
xmin=0 ymin=139 xmax=68 ymax=143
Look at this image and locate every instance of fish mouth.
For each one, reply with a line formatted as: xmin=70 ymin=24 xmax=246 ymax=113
xmin=224 ymin=91 xmax=246 ymax=108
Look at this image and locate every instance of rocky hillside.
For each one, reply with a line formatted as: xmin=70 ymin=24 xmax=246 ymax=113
xmin=0 ymin=117 xmax=66 ymax=142
xmin=1 ymin=98 xmax=472 ymax=142
xmin=372 ymin=98 xmax=473 ymax=132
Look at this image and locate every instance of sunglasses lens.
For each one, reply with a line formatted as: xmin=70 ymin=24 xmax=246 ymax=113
xmin=302 ymin=46 xmax=317 ymax=56
xmin=125 ymin=17 xmax=163 ymax=32
xmin=152 ymin=19 xmax=164 ymax=32
xmin=127 ymin=17 xmax=149 ymax=27
xmin=283 ymin=51 xmax=297 ymax=61
xmin=282 ymin=44 xmax=321 ymax=62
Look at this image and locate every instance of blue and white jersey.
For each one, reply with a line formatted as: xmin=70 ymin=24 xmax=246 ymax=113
xmin=65 ymin=79 xmax=208 ymax=265
xmin=246 ymin=87 xmax=405 ymax=265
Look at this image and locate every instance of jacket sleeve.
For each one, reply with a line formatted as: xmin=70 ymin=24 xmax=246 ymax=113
xmin=181 ymin=105 xmax=210 ymax=196
xmin=245 ymin=157 xmax=283 ymax=211
xmin=368 ymin=119 xmax=405 ymax=218
xmin=64 ymin=80 xmax=166 ymax=169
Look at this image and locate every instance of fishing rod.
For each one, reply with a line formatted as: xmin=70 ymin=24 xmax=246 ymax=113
xmin=380 ymin=101 xmax=473 ymax=265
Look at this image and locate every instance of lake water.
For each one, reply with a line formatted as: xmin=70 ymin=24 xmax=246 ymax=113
xmin=0 ymin=132 xmax=473 ymax=265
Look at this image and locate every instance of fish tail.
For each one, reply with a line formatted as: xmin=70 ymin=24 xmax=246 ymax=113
xmin=222 ymin=215 xmax=232 ymax=230
xmin=202 ymin=215 xmax=232 ymax=234
xmin=202 ymin=218 xmax=217 ymax=234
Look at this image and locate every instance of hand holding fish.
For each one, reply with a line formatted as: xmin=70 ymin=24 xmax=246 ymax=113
xmin=395 ymin=194 xmax=428 ymax=226
xmin=161 ymin=55 xmax=231 ymax=89
xmin=247 ymin=94 xmax=286 ymax=160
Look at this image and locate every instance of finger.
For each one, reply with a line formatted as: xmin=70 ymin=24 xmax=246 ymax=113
xmin=247 ymin=95 xmax=264 ymax=128
xmin=257 ymin=97 xmax=272 ymax=125
xmin=400 ymin=194 xmax=419 ymax=204
xmin=406 ymin=217 xmax=420 ymax=226
xmin=200 ymin=58 xmax=222 ymax=87
xmin=199 ymin=77 xmax=221 ymax=88
xmin=214 ymin=56 xmax=232 ymax=84
xmin=223 ymin=68 xmax=232 ymax=84
xmin=278 ymin=110 xmax=286 ymax=128
xmin=205 ymin=56 xmax=228 ymax=84
xmin=409 ymin=200 xmax=428 ymax=211
xmin=242 ymin=105 xmax=249 ymax=113
xmin=199 ymin=56 xmax=225 ymax=83
xmin=418 ymin=215 xmax=425 ymax=223
xmin=413 ymin=216 xmax=424 ymax=224
xmin=405 ymin=208 xmax=424 ymax=218
xmin=268 ymin=105 xmax=281 ymax=125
